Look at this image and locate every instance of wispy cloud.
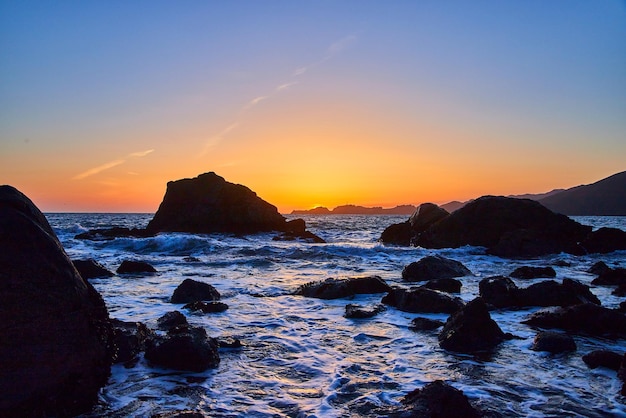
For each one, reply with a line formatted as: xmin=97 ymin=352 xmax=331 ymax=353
xmin=72 ymin=149 xmax=154 ymax=180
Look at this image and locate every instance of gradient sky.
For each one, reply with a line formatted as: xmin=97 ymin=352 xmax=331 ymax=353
xmin=1 ymin=1 xmax=625 ymax=213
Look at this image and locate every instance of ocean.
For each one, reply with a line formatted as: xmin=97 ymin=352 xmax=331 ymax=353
xmin=46 ymin=213 xmax=626 ymax=417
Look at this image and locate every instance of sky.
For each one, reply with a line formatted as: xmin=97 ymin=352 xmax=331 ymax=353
xmin=1 ymin=1 xmax=625 ymax=213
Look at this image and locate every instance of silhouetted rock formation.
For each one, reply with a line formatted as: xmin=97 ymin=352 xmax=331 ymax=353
xmin=401 ymin=255 xmax=471 ymax=282
xmin=539 ymin=170 xmax=626 ymax=215
xmin=0 ymin=185 xmax=114 ymax=417
xmin=295 ymin=276 xmax=391 ymax=299
xmin=580 ymin=227 xmax=626 ymax=253
xmin=380 ymin=203 xmax=449 ymax=246
xmin=292 ymin=204 xmax=416 ymax=215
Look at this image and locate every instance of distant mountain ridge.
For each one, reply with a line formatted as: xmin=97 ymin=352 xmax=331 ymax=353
xmin=289 ymin=171 xmax=626 ymax=216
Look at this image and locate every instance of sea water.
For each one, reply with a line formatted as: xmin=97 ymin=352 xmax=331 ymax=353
xmin=45 ymin=213 xmax=626 ymax=417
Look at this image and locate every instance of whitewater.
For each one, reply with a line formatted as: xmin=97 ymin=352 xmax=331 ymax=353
xmin=46 ymin=213 xmax=626 ymax=417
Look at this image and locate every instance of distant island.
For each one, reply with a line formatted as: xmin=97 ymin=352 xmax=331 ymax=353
xmin=290 ymin=170 xmax=626 ymax=216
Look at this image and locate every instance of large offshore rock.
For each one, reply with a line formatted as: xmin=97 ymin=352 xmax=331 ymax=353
xmin=416 ymin=196 xmax=591 ymax=257
xmin=0 ymin=185 xmax=114 ymax=417
xmin=380 ymin=203 xmax=449 ymax=245
xmin=147 ymin=172 xmax=288 ymax=234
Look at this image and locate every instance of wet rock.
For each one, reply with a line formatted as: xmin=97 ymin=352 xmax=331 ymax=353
xmin=531 ymin=331 xmax=576 ymax=354
xmin=380 ymin=203 xmax=449 ymax=246
xmin=421 ymin=278 xmax=462 ymax=293
xmin=382 ymin=287 xmax=464 ymax=314
xmin=438 ymin=298 xmax=506 ymax=353
xmin=380 ymin=220 xmax=413 ymax=246
xmin=111 ymin=319 xmax=155 ymax=364
xmin=218 ymin=337 xmax=243 ymax=349
xmin=402 ymin=255 xmax=471 ymax=282
xmin=592 ymin=267 xmax=626 ymax=286
xmin=588 ymin=261 xmax=610 ymax=276
xmin=117 ymin=260 xmax=157 ymax=274
xmin=145 ymin=325 xmax=219 ymax=372
xmin=479 ymin=276 xmax=519 ymax=309
xmin=582 ymin=350 xmax=623 ymax=371
xmin=510 ymin=266 xmax=556 ymax=279
xmin=522 ymin=303 xmax=626 ymax=338
xmin=409 ymin=317 xmax=445 ymax=331
xmin=398 ymin=380 xmax=481 ymax=418
xmin=273 ymin=230 xmax=325 ymax=243
xmin=157 ymin=311 xmax=188 ymax=330
xmin=171 ymin=278 xmax=221 ymax=304
xmin=295 ymin=276 xmax=391 ymax=299
xmin=0 ymin=185 xmax=114 ymax=417
xmin=416 ymin=196 xmax=591 ymax=257
xmin=72 ymin=258 xmax=114 ymax=279
xmin=344 ymin=303 xmax=386 ymax=319
xmin=580 ymin=227 xmax=626 ymax=254
xmin=184 ymin=300 xmax=229 ymax=313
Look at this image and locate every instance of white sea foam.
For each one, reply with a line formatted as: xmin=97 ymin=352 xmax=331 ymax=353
xmin=45 ymin=213 xmax=626 ymax=417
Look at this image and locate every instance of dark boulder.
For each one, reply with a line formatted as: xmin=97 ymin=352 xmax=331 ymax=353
xmin=295 ymin=276 xmax=391 ymax=300
xmin=171 ymin=279 xmax=221 ymax=304
xmin=588 ymin=261 xmax=611 ymax=275
xmin=531 ymin=331 xmax=576 ymax=354
xmin=522 ymin=303 xmax=626 ymax=338
xmin=157 ymin=311 xmax=189 ymax=330
xmin=592 ymin=267 xmax=626 ymax=286
xmin=380 ymin=203 xmax=449 ymax=246
xmin=344 ymin=303 xmax=386 ymax=319
xmin=401 ymin=255 xmax=471 ymax=282
xmin=438 ymin=297 xmax=506 ymax=353
xmin=409 ymin=317 xmax=445 ymax=331
xmin=382 ymin=287 xmax=464 ymax=314
xmin=111 ymin=319 xmax=155 ymax=365
xmin=421 ymin=278 xmax=462 ymax=293
xmin=380 ymin=220 xmax=413 ymax=246
xmin=582 ymin=350 xmax=623 ymax=371
xmin=184 ymin=300 xmax=229 ymax=313
xmin=0 ymin=185 xmax=114 ymax=417
xmin=416 ymin=196 xmax=591 ymax=257
xmin=397 ymin=380 xmax=481 ymax=418
xmin=479 ymin=276 xmax=519 ymax=309
xmin=613 ymin=284 xmax=626 ymax=296
xmin=145 ymin=325 xmax=219 ymax=372
xmin=72 ymin=258 xmax=114 ymax=279
xmin=146 ymin=172 xmax=288 ymax=234
xmin=510 ymin=266 xmax=556 ymax=279
xmin=580 ymin=227 xmax=626 ymax=254
xmin=117 ymin=260 xmax=157 ymax=274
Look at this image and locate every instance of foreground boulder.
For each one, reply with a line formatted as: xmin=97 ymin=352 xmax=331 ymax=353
xmin=145 ymin=325 xmax=219 ymax=372
xmin=146 ymin=172 xmax=286 ymax=234
xmin=382 ymin=287 xmax=464 ymax=314
xmin=0 ymin=185 xmax=114 ymax=417
xmin=522 ymin=303 xmax=626 ymax=338
xmin=171 ymin=279 xmax=221 ymax=304
xmin=380 ymin=203 xmax=449 ymax=245
xmin=416 ymin=196 xmax=591 ymax=257
xmin=401 ymin=255 xmax=471 ymax=282
xmin=438 ymin=297 xmax=507 ymax=353
xmin=295 ymin=276 xmax=391 ymax=299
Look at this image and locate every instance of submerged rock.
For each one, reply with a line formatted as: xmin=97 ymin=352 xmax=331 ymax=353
xmin=72 ymin=258 xmax=114 ymax=279
xmin=184 ymin=300 xmax=229 ymax=313
xmin=295 ymin=276 xmax=391 ymax=299
xmin=438 ymin=297 xmax=506 ymax=353
xmin=171 ymin=279 xmax=221 ymax=304
xmin=401 ymin=255 xmax=471 ymax=282
xmin=409 ymin=317 xmax=445 ymax=331
xmin=531 ymin=331 xmax=576 ymax=354
xmin=397 ymin=380 xmax=482 ymax=418
xmin=344 ymin=303 xmax=386 ymax=319
xmin=382 ymin=287 xmax=464 ymax=314
xmin=0 ymin=185 xmax=114 ymax=417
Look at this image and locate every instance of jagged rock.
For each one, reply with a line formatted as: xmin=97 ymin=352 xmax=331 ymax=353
xmin=580 ymin=227 xmax=626 ymax=254
xmin=421 ymin=278 xmax=462 ymax=293
xmin=146 ymin=172 xmax=287 ymax=234
xmin=117 ymin=260 xmax=157 ymax=274
xmin=396 ymin=380 xmax=481 ymax=418
xmin=157 ymin=311 xmax=188 ymax=330
xmin=0 ymin=185 xmax=114 ymax=417
xmin=438 ymin=298 xmax=506 ymax=353
xmin=479 ymin=277 xmax=599 ymax=309
xmin=72 ymin=258 xmax=114 ymax=279
xmin=402 ymin=255 xmax=471 ymax=282
xmin=588 ymin=261 xmax=610 ymax=275
xmin=145 ymin=325 xmax=219 ymax=372
xmin=409 ymin=317 xmax=445 ymax=331
xmin=510 ymin=266 xmax=556 ymax=279
xmin=184 ymin=301 xmax=229 ymax=313
xmin=382 ymin=287 xmax=464 ymax=314
xmin=592 ymin=267 xmax=626 ymax=286
xmin=582 ymin=350 xmax=623 ymax=371
xmin=380 ymin=203 xmax=449 ymax=246
xmin=522 ymin=303 xmax=626 ymax=338
xmin=295 ymin=276 xmax=391 ymax=299
xmin=171 ymin=279 xmax=221 ymax=304
xmin=111 ymin=319 xmax=155 ymax=364
xmin=416 ymin=196 xmax=591 ymax=257
xmin=344 ymin=303 xmax=386 ymax=319
xmin=531 ymin=331 xmax=576 ymax=353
